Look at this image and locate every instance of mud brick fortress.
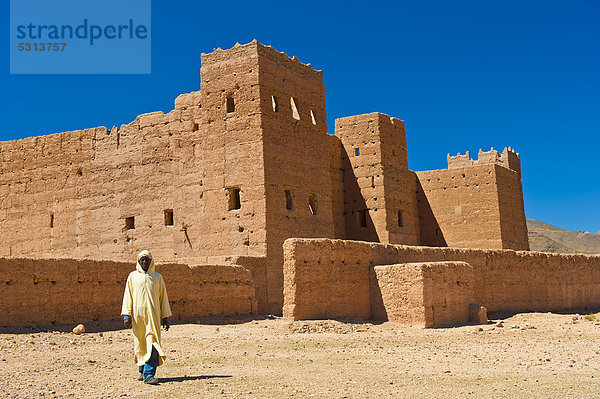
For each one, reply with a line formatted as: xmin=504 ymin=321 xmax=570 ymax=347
xmin=2 ymin=41 xmax=599 ymax=327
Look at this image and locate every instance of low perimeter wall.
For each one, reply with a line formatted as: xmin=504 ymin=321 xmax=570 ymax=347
xmin=283 ymin=238 xmax=600 ymax=326
xmin=0 ymin=258 xmax=257 ymax=327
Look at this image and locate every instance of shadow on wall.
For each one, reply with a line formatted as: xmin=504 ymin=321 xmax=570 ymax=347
xmin=416 ymin=179 xmax=447 ymax=247
xmin=342 ymin=146 xmax=380 ymax=242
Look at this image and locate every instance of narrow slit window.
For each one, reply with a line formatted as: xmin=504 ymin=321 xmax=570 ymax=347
xmin=125 ymin=217 xmax=135 ymax=230
xmin=358 ymin=209 xmax=368 ymax=228
xmin=354 ymin=148 xmax=361 ymax=156
xmin=272 ymin=95 xmax=279 ymax=112
xmin=308 ymin=193 xmax=317 ymax=215
xmin=164 ymin=209 xmax=174 ymax=226
xmin=291 ymin=97 xmax=300 ymax=120
xmin=49 ymin=213 xmax=54 ymax=228
xmin=226 ymin=97 xmax=235 ymax=113
xmin=398 ymin=210 xmax=404 ymax=228
xmin=310 ymin=110 xmax=317 ymax=125
xmin=285 ymin=188 xmax=293 ymax=210
xmin=228 ymin=188 xmax=241 ymax=210
xmin=371 ymin=176 xmax=375 ymax=188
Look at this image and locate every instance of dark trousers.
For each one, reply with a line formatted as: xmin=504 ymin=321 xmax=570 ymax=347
xmin=139 ymin=346 xmax=159 ymax=379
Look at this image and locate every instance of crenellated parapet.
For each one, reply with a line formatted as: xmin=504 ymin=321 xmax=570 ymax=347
xmin=448 ymin=147 xmax=521 ymax=175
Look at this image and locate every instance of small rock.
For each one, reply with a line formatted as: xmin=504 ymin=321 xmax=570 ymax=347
xmin=72 ymin=324 xmax=85 ymax=335
xmin=475 ymin=327 xmax=483 ymax=332
xmin=496 ymin=323 xmax=504 ymax=328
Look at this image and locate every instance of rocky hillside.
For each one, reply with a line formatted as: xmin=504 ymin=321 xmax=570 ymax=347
xmin=527 ymin=219 xmax=600 ymax=254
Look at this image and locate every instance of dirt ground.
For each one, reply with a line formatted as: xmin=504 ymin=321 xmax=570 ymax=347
xmin=1 ymin=312 xmax=600 ymax=398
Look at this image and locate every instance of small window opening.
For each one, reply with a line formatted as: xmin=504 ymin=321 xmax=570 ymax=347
xmin=226 ymin=97 xmax=235 ymax=113
xmin=285 ymin=188 xmax=293 ymax=210
xmin=49 ymin=213 xmax=54 ymax=228
xmin=371 ymin=176 xmax=375 ymax=188
xmin=398 ymin=210 xmax=404 ymax=228
xmin=310 ymin=110 xmax=317 ymax=125
xmin=228 ymin=188 xmax=241 ymax=210
xmin=308 ymin=193 xmax=317 ymax=215
xmin=125 ymin=217 xmax=135 ymax=230
xmin=272 ymin=95 xmax=279 ymax=112
xmin=354 ymin=148 xmax=361 ymax=156
xmin=291 ymin=97 xmax=300 ymax=120
xmin=358 ymin=209 xmax=368 ymax=228
xmin=164 ymin=209 xmax=174 ymax=226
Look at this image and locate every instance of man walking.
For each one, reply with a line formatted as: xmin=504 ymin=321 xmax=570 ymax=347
xmin=121 ymin=250 xmax=172 ymax=384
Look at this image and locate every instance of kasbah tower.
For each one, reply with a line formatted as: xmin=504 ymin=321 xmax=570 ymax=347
xmin=0 ymin=41 xmax=528 ymax=315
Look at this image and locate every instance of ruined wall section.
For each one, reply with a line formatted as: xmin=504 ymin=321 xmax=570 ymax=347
xmin=282 ymin=238 xmax=600 ymax=323
xmin=335 ymin=113 xmax=418 ymax=245
xmin=256 ymin=42 xmax=334 ymax=313
xmin=371 ymin=261 xmax=474 ymax=327
xmin=0 ymin=257 xmax=256 ymax=327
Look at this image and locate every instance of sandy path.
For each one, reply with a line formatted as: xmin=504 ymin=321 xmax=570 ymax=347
xmin=1 ymin=312 xmax=599 ymax=398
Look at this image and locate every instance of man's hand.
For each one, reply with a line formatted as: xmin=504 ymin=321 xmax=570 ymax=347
xmin=123 ymin=316 xmax=132 ymax=329
xmin=162 ymin=317 xmax=170 ymax=331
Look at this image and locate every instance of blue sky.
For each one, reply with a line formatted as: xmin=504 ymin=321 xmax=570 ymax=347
xmin=2 ymin=0 xmax=599 ymax=233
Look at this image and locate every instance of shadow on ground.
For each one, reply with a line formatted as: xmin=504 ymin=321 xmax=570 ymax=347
xmin=159 ymin=375 xmax=232 ymax=383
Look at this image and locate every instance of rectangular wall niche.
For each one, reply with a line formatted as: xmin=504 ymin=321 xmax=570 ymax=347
xmin=358 ymin=209 xmax=368 ymax=227
xmin=164 ymin=209 xmax=174 ymax=226
xmin=308 ymin=193 xmax=317 ymax=215
xmin=228 ymin=187 xmax=241 ymax=210
xmin=398 ymin=210 xmax=404 ymax=228
xmin=285 ymin=188 xmax=293 ymax=210
xmin=125 ymin=217 xmax=135 ymax=230
xmin=49 ymin=213 xmax=54 ymax=228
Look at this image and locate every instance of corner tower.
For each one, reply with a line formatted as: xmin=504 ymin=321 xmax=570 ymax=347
xmin=335 ymin=113 xmax=419 ymax=245
xmin=202 ymin=41 xmax=334 ymax=313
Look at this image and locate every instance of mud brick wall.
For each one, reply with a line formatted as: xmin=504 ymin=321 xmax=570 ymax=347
xmin=256 ymin=43 xmax=335 ymax=314
xmin=417 ymin=164 xmax=506 ymax=249
xmin=283 ymin=238 xmax=600 ymax=323
xmin=371 ymin=262 xmax=473 ymax=327
xmin=0 ymin=258 xmax=256 ymax=327
xmin=282 ymin=239 xmax=371 ymax=320
xmin=334 ymin=113 xmax=419 ymax=245
xmin=417 ymin=149 xmax=528 ymax=251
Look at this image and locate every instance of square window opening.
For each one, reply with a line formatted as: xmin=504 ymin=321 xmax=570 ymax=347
xmin=125 ymin=217 xmax=135 ymax=230
xmin=228 ymin=188 xmax=241 ymax=210
xmin=226 ymin=96 xmax=235 ymax=113
xmin=354 ymin=148 xmax=361 ymax=156
xmin=164 ymin=209 xmax=174 ymax=226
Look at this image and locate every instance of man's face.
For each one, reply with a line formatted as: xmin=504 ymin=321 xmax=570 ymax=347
xmin=139 ymin=256 xmax=151 ymax=272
